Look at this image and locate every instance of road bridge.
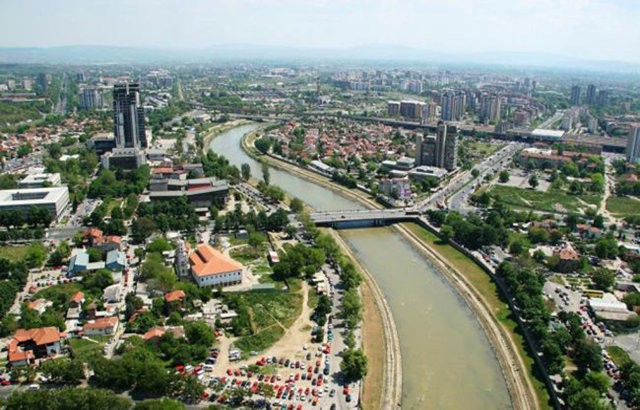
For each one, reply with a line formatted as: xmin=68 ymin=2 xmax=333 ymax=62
xmin=309 ymin=209 xmax=420 ymax=228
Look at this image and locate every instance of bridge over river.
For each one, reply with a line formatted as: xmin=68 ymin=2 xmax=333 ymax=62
xmin=309 ymin=209 xmax=422 ymax=228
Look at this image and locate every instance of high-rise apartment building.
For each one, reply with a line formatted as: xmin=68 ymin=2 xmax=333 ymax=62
xmin=480 ymin=94 xmax=501 ymax=124
xmin=586 ymin=84 xmax=597 ymax=105
xmin=627 ymin=126 xmax=640 ymax=164
xmin=441 ymin=91 xmax=465 ymax=122
xmin=570 ymin=85 xmax=581 ymax=106
xmin=414 ymin=121 xmax=458 ymax=171
xmin=387 ymin=101 xmax=400 ymax=116
xmin=597 ymin=90 xmax=610 ymax=107
xmin=80 ymin=87 xmax=102 ymax=110
xmin=113 ymin=83 xmax=147 ymax=149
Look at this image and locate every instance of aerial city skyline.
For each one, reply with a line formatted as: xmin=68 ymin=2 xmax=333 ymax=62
xmin=0 ymin=1 xmax=639 ymax=410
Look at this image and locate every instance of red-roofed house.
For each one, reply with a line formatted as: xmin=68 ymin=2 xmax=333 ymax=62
xmin=83 ymin=317 xmax=119 ymax=337
xmin=69 ymin=291 xmax=85 ymax=308
xmin=164 ymin=290 xmax=186 ymax=303
xmin=8 ymin=327 xmax=62 ymax=366
xmin=143 ymin=325 xmax=185 ymax=343
xmin=83 ymin=228 xmax=104 ymax=247
xmin=189 ymin=244 xmax=243 ymax=288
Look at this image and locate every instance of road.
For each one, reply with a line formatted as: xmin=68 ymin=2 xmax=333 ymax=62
xmin=538 ymin=110 xmax=564 ymax=129
xmin=414 ymin=142 xmax=522 ymax=213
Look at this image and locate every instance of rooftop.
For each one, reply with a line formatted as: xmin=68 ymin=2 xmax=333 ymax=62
xmin=189 ymin=243 xmax=243 ymax=277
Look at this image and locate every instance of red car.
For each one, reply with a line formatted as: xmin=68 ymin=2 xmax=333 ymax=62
xmin=343 ymin=385 xmax=350 ymax=395
xmin=294 ymin=373 xmax=300 ymax=381
xmin=226 ymin=368 xmax=232 ymax=376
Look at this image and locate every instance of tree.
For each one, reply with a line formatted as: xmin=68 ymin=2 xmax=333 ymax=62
xmin=471 ymin=168 xmax=480 ymax=178
xmin=528 ymin=173 xmax=539 ymax=189
xmin=261 ymin=163 xmax=270 ymax=186
xmin=341 ymin=348 xmax=368 ymax=381
xmin=567 ymin=387 xmax=611 ymax=410
xmin=3 ymin=388 xmax=132 ymax=410
xmin=241 ymin=163 xmax=251 ymax=181
xmin=594 ymin=235 xmax=619 ymax=259
xmin=185 ymin=320 xmax=214 ymax=347
xmin=134 ymin=398 xmax=186 ymax=410
xmin=582 ymin=371 xmax=610 ymax=395
xmin=40 ymin=358 xmax=84 ymax=385
xmin=499 ymin=170 xmax=510 ymax=183
xmin=131 ymin=217 xmax=156 ymax=243
xmin=592 ymin=269 xmax=615 ymax=291
xmin=87 ymin=247 xmax=102 ymax=262
xmin=289 ymin=197 xmax=304 ymax=213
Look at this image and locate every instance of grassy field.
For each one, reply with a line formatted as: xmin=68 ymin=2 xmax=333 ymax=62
xmin=229 ymin=246 xmax=265 ymax=265
xmin=402 ymin=223 xmax=552 ymax=409
xmin=607 ymin=345 xmax=632 ymax=367
xmin=68 ymin=336 xmax=110 ymax=362
xmin=105 ymin=198 xmax=122 ymax=216
xmin=489 ymin=185 xmax=600 ymax=214
xmin=468 ymin=141 xmax=504 ymax=158
xmin=0 ymin=245 xmax=32 ymax=263
xmin=228 ymin=287 xmax=303 ymax=354
xmin=606 ymin=196 xmax=640 ymax=217
xmin=35 ymin=282 xmax=83 ymax=302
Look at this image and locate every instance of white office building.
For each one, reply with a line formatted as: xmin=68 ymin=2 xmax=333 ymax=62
xmin=0 ymin=187 xmax=69 ymax=221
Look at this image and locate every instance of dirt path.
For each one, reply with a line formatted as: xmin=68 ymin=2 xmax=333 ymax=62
xmin=211 ymin=282 xmax=314 ymax=377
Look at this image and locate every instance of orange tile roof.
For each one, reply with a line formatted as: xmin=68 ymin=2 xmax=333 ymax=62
xmin=152 ymin=167 xmax=174 ymax=173
xmin=13 ymin=327 xmax=61 ymax=346
xmin=164 ymin=290 xmax=186 ymax=303
xmin=70 ymin=291 xmax=84 ymax=304
xmin=83 ymin=317 xmax=118 ymax=329
xmin=143 ymin=326 xmax=165 ymax=341
xmin=559 ymin=249 xmax=579 ymax=261
xmin=84 ymin=227 xmax=103 ymax=238
xmin=189 ymin=244 xmax=243 ymax=277
xmin=105 ymin=235 xmax=122 ymax=244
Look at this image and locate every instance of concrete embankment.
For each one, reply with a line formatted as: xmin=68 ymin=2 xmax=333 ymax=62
xmin=329 ymin=230 xmax=402 ymax=409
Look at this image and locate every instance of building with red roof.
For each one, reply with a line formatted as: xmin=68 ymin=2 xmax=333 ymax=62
xmin=8 ymin=327 xmax=62 ymax=366
xmin=189 ymin=244 xmax=243 ymax=288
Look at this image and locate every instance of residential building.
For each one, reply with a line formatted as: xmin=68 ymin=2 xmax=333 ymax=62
xmin=414 ymin=122 xmax=457 ymax=171
xmin=0 ymin=187 xmax=69 ymax=221
xmin=441 ymin=91 xmax=465 ymax=121
xmin=586 ymin=84 xmax=597 ymax=105
xmin=80 ymin=87 xmax=102 ymax=110
xmin=480 ymin=94 xmax=501 ymax=124
xmin=143 ymin=326 xmax=185 ymax=343
xmin=570 ymin=85 xmax=581 ymax=106
xmin=627 ymin=125 xmax=640 ymax=164
xmin=387 ymin=101 xmax=400 ymax=116
xmin=399 ymin=100 xmax=423 ymax=119
xmin=164 ymin=290 xmax=186 ymax=304
xmin=8 ymin=327 xmax=62 ymax=367
xmin=189 ymin=243 xmax=243 ymax=288
xmin=26 ymin=299 xmax=53 ymax=315
xmin=83 ymin=317 xmax=119 ymax=336
xmin=105 ymin=250 xmax=126 ymax=271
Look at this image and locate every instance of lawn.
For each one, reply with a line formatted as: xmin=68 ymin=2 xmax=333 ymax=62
xmin=489 ymin=185 xmax=600 ymax=214
xmin=606 ymin=196 xmax=640 ymax=217
xmin=35 ymin=282 xmax=83 ymax=301
xmin=402 ymin=223 xmax=552 ymax=409
xmin=229 ymin=246 xmax=265 ymax=265
xmin=468 ymin=141 xmax=504 ymax=158
xmin=0 ymin=245 xmax=32 ymax=263
xmin=607 ymin=345 xmax=632 ymax=367
xmin=226 ymin=287 xmax=303 ymax=354
xmin=68 ymin=336 xmax=110 ymax=362
xmin=105 ymin=198 xmax=122 ymax=216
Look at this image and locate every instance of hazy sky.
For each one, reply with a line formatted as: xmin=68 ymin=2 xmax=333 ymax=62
xmin=1 ymin=0 xmax=639 ymax=61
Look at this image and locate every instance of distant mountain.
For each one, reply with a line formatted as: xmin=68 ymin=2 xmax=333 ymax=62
xmin=0 ymin=44 xmax=638 ymax=73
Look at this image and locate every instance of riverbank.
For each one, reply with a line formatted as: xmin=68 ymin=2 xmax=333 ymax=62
xmin=201 ymin=119 xmax=251 ymax=149
xmin=328 ymin=229 xmax=402 ymax=410
xmin=240 ymin=129 xmax=541 ymax=410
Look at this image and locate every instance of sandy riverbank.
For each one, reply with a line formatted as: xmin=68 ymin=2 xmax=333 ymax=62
xmin=240 ymin=129 xmax=539 ymax=410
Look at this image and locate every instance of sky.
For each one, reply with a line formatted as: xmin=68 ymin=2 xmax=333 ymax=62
xmin=1 ymin=0 xmax=639 ymax=62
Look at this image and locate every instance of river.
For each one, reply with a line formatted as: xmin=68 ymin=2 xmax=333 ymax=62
xmin=210 ymin=123 xmax=511 ymax=410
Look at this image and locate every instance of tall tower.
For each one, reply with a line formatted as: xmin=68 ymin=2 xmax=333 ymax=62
xmin=586 ymin=84 xmax=597 ymax=105
xmin=113 ymin=83 xmax=147 ymax=149
xmin=570 ymin=86 xmax=581 ymax=106
xmin=627 ymin=126 xmax=640 ymax=164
